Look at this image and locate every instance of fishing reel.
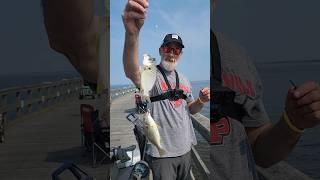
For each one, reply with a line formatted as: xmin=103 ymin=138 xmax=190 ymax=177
xmin=131 ymin=160 xmax=150 ymax=179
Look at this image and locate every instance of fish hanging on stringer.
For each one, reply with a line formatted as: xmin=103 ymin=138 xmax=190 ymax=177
xmin=137 ymin=54 xmax=166 ymax=156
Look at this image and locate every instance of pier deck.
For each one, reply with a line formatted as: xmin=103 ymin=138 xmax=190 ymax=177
xmin=110 ymin=94 xmax=137 ymax=150
xmin=0 ymin=98 xmax=109 ymax=180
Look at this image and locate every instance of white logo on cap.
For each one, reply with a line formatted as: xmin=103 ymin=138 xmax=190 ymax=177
xmin=172 ymin=34 xmax=179 ymax=40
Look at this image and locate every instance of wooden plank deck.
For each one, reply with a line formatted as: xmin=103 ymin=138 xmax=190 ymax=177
xmin=110 ymin=94 xmax=142 ymax=180
xmin=0 ymin=97 xmax=109 ymax=180
xmin=110 ymin=93 xmax=139 ymax=154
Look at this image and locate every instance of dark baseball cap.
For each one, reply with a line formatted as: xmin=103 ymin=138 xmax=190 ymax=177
xmin=161 ymin=33 xmax=185 ymax=48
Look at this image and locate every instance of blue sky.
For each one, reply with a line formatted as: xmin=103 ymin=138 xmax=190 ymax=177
xmin=110 ymin=0 xmax=210 ymax=86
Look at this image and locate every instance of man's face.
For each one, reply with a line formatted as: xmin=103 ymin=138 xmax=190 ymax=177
xmin=159 ymin=43 xmax=183 ymax=71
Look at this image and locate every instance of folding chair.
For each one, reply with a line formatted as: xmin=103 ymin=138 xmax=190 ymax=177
xmin=80 ymin=104 xmax=110 ymax=167
xmin=80 ymin=104 xmax=94 ymax=149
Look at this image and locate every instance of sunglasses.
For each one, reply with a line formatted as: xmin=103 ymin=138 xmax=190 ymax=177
xmin=161 ymin=46 xmax=182 ymax=55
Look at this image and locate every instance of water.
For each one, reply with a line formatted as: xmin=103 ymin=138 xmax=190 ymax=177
xmin=191 ymin=80 xmax=210 ymax=118
xmin=256 ymin=61 xmax=320 ymax=179
xmin=0 ymin=71 xmax=80 ymax=90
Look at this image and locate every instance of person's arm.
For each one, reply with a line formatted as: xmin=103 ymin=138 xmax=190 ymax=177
xmin=188 ymin=98 xmax=205 ymax=115
xmin=123 ymin=33 xmax=141 ymax=87
xmin=247 ymin=81 xmax=320 ymax=168
xmin=41 ymin=0 xmax=98 ymax=83
xmin=188 ymin=87 xmax=210 ymax=114
xmin=246 ymin=122 xmax=301 ymax=168
xmin=122 ymin=0 xmax=148 ymax=87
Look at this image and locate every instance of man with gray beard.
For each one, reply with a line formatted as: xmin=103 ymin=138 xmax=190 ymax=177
xmin=122 ymin=0 xmax=210 ymax=179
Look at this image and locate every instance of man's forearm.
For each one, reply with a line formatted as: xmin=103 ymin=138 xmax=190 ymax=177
xmin=188 ymin=98 xmax=204 ymax=115
xmin=42 ymin=0 xmax=98 ymax=83
xmin=123 ymin=32 xmax=141 ymax=87
xmin=248 ymin=118 xmax=301 ymax=168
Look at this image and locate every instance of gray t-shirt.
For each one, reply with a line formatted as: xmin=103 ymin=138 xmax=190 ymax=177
xmin=145 ymin=67 xmax=197 ymax=158
xmin=211 ymin=33 xmax=270 ymax=180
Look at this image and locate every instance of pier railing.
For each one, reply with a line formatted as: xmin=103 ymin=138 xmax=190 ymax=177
xmin=0 ymin=78 xmax=82 ymax=143
xmin=190 ymin=114 xmax=211 ymax=179
xmin=110 ymin=86 xmax=136 ymax=100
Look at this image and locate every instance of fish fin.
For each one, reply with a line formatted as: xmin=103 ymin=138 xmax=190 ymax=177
xmin=156 ymin=123 xmax=161 ymax=129
xmin=158 ymin=148 xmax=166 ymax=157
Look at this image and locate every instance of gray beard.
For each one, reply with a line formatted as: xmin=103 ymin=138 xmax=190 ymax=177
xmin=160 ymin=60 xmax=177 ymax=72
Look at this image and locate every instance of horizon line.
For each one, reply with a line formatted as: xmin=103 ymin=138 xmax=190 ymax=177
xmin=256 ymin=59 xmax=320 ymax=65
xmin=111 ymin=79 xmax=210 ymax=87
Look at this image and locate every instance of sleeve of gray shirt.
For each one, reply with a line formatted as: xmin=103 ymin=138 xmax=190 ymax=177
xmin=218 ymin=32 xmax=270 ymax=128
xmin=241 ymin=56 xmax=270 ymax=128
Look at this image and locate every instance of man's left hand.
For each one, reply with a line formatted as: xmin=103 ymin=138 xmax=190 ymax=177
xmin=199 ymin=87 xmax=210 ymax=103
xmin=285 ymin=81 xmax=320 ymax=130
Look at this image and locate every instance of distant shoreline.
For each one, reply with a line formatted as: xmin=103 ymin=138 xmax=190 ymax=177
xmin=0 ymin=71 xmax=79 ymax=76
xmin=111 ymin=79 xmax=209 ymax=88
xmin=256 ymin=59 xmax=320 ymax=65
xmin=0 ymin=72 xmax=81 ymax=90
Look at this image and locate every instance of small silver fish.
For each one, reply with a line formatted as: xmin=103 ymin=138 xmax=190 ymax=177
xmin=140 ymin=54 xmax=157 ymax=97
xmin=143 ymin=112 xmax=166 ymax=156
xmin=143 ymin=54 xmax=156 ymax=67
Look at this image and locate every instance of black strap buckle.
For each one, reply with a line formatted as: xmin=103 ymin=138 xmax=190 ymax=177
xmin=211 ymin=87 xmax=246 ymax=122
xmin=167 ymin=89 xmax=186 ymax=101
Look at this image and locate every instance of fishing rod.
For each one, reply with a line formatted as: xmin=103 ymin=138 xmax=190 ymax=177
xmin=289 ymin=80 xmax=297 ymax=89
